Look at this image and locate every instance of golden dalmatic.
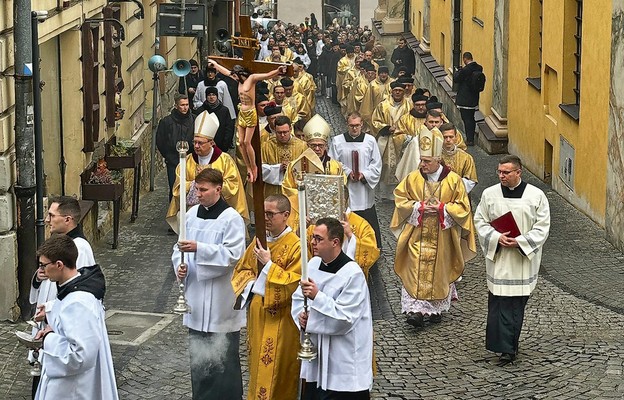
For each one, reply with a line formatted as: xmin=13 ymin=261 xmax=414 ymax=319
xmin=293 ymin=71 xmax=317 ymax=113
xmin=441 ymin=147 xmax=478 ymax=183
xmin=336 ymin=55 xmax=355 ymax=108
xmin=261 ymin=135 xmax=308 ymax=197
xmin=360 ymin=77 xmax=391 ymax=127
xmin=231 ymin=231 xmax=302 ymax=400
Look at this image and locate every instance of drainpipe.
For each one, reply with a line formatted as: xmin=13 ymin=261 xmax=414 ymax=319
xmin=13 ymin=0 xmax=36 ymax=321
xmin=452 ymin=0 xmax=462 ymax=71
xmin=57 ymin=36 xmax=66 ymax=195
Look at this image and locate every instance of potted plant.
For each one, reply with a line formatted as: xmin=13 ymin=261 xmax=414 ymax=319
xmin=105 ymin=136 xmax=141 ymax=170
xmin=81 ymin=159 xmax=124 ymax=201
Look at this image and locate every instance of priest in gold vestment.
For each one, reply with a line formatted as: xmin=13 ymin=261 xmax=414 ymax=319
xmin=281 ymin=77 xmax=312 ymax=122
xmin=371 ymin=81 xmax=412 ymax=199
xmin=292 ymin=57 xmax=317 ymax=114
xmin=231 ymin=194 xmax=302 ymax=400
xmin=440 ymin=122 xmax=478 ymax=193
xmin=336 ymin=45 xmax=356 ymax=113
xmin=346 ymin=62 xmax=375 ymax=119
xmin=360 ymin=66 xmax=391 ymax=130
xmin=261 ymin=115 xmax=308 ymax=197
xmin=390 ymin=128 xmax=476 ymax=327
xmin=166 ymin=111 xmax=249 ymax=230
xmin=282 ymin=115 xmax=344 ymax=232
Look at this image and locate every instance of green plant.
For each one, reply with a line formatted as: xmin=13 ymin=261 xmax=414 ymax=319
xmin=88 ymin=159 xmax=123 ymax=184
xmin=109 ymin=139 xmax=135 ymax=157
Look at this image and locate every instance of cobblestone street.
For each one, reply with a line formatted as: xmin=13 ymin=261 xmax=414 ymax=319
xmin=2 ymin=97 xmax=624 ymax=399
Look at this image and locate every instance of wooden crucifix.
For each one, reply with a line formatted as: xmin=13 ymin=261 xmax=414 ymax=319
xmin=209 ymin=15 xmax=293 ymax=252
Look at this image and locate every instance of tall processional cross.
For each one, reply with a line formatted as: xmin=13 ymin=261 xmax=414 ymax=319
xmin=210 ymin=15 xmax=293 ymax=256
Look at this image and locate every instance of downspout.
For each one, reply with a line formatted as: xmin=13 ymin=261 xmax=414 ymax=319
xmin=57 ymin=36 xmax=66 ymax=195
xmin=452 ymin=0 xmax=462 ymax=71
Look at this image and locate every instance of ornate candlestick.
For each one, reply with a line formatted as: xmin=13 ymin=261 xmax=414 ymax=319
xmin=296 ymin=180 xmax=317 ymax=361
xmin=173 ymin=141 xmax=191 ymax=315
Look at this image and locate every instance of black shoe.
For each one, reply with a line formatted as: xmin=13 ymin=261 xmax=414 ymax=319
xmin=429 ymin=313 xmax=442 ymax=323
xmin=167 ymin=227 xmax=175 ymax=235
xmin=497 ymin=353 xmax=516 ymax=366
xmin=406 ymin=312 xmax=424 ymax=327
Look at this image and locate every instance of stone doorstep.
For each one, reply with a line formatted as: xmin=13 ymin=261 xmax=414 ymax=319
xmin=477 ymin=121 xmax=508 ymax=154
xmin=105 ymin=309 xmax=176 ymax=346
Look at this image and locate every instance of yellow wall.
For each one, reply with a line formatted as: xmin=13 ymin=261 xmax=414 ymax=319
xmin=428 ymin=0 xmax=453 ymax=70
xmin=460 ymin=0 xmax=494 ymax=118
xmin=507 ymin=0 xmax=610 ymax=223
xmin=409 ymin=0 xmax=423 ymax=40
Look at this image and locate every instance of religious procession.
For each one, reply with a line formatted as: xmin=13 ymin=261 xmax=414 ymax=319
xmin=11 ymin=5 xmax=557 ymax=400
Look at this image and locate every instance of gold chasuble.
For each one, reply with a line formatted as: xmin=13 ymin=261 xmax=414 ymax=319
xmin=371 ymin=98 xmax=412 ymax=185
xmin=231 ymin=232 xmax=302 ymax=400
xmin=261 ymin=136 xmax=308 ymax=197
xmin=360 ymin=78 xmax=391 ymax=127
xmin=166 ymin=150 xmax=249 ymax=228
xmin=282 ymin=148 xmax=345 ymax=232
xmin=346 ymin=74 xmax=370 ymax=117
xmin=396 ymin=112 xmax=425 ymax=137
xmin=336 ymin=55 xmax=355 ymax=108
xmin=390 ymin=168 xmax=477 ymax=300
xmin=293 ymin=72 xmax=317 ymax=113
xmin=441 ymin=148 xmax=478 ymax=182
xmin=285 ymin=92 xmax=312 ymax=123
xmin=306 ymin=211 xmax=380 ymax=279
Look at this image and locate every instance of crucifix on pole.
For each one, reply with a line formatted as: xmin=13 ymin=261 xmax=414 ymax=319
xmin=209 ymin=15 xmax=293 ymax=253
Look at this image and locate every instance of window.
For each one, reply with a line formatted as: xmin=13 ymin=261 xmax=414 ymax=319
xmin=104 ymin=5 xmax=125 ymax=127
xmin=81 ymin=23 xmax=101 ymax=152
xmin=559 ymin=0 xmax=582 ymax=121
xmin=526 ymin=0 xmax=543 ymax=90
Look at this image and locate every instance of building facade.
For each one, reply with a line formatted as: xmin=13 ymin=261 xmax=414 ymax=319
xmin=372 ymin=0 xmax=624 ymax=250
xmin=0 ymin=0 xmax=211 ymax=320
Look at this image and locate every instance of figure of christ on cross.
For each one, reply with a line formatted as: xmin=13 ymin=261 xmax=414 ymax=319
xmin=207 ymin=59 xmax=287 ymax=183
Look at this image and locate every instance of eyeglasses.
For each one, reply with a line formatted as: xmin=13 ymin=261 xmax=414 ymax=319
xmin=310 ymin=235 xmax=326 ymax=242
xmin=348 ymin=124 xmax=361 ymax=128
xmin=264 ymin=210 xmax=287 ymax=219
xmin=38 ymin=261 xmax=55 ymax=269
xmin=193 ymin=140 xmax=211 ymax=146
xmin=496 ymin=169 xmax=520 ymax=176
xmin=309 ymin=143 xmax=326 ymax=149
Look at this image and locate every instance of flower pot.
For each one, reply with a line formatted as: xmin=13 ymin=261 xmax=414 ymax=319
xmin=105 ymin=136 xmax=142 ymax=169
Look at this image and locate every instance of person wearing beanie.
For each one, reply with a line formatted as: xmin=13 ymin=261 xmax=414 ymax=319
xmin=179 ymin=59 xmax=204 ymax=109
xmin=194 ymin=86 xmax=235 ymax=152
xmin=193 ymin=65 xmax=236 ymax=120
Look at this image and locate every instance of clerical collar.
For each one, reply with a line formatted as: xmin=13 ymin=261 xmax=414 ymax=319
xmin=197 ymin=197 xmax=229 ymax=219
xmin=421 ymin=164 xmax=451 ymax=182
xmin=344 ymin=132 xmax=365 ymax=142
xmin=267 ymin=226 xmax=292 ymax=242
xmin=66 ymin=224 xmax=87 ymax=240
xmin=58 ymin=272 xmax=80 ymax=287
xmin=501 ymin=180 xmax=527 ymax=199
xmin=442 ymin=145 xmax=458 ymax=156
xmin=319 ymin=251 xmax=352 ymax=274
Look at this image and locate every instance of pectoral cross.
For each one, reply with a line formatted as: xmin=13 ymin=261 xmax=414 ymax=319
xmin=210 ymin=15 xmax=293 ymax=257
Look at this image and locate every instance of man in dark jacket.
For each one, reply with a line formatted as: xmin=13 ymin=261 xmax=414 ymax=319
xmin=178 ymin=59 xmax=204 ymax=111
xmin=453 ymin=51 xmax=483 ymax=146
xmin=390 ymin=37 xmax=415 ymax=77
xmin=194 ymin=86 xmax=234 ymax=152
xmin=156 ymin=94 xmax=195 ymax=201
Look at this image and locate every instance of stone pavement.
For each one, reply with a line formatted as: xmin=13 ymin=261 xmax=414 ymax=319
xmin=1 ymin=96 xmax=624 ymax=399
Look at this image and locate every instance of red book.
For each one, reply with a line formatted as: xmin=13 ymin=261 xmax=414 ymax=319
xmin=490 ymin=211 xmax=521 ymax=238
xmin=352 ymin=150 xmax=359 ymax=176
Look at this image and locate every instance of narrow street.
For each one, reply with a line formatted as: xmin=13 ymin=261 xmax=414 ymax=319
xmin=2 ymin=96 xmax=624 ymax=399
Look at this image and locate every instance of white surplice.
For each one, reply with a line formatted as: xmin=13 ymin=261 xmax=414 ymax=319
xmin=35 ymin=291 xmax=118 ymax=400
xmin=329 ymin=133 xmax=382 ymax=211
xmin=291 ymin=256 xmax=373 ymax=392
xmin=172 ymin=202 xmax=246 ymax=332
xmin=473 ymin=182 xmax=550 ymax=297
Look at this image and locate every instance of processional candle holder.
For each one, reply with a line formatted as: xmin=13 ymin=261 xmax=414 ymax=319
xmin=15 ymin=329 xmax=42 ymax=377
xmin=296 ymin=180 xmax=318 ymax=362
xmin=173 ymin=141 xmax=191 ymax=315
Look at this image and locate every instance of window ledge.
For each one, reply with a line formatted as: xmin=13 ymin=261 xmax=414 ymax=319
xmin=559 ymin=103 xmax=580 ymax=121
xmin=472 ymin=17 xmax=484 ymax=27
xmin=526 ymin=77 xmax=541 ymax=91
